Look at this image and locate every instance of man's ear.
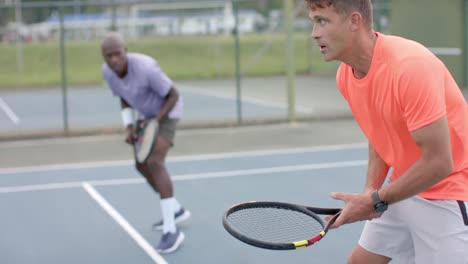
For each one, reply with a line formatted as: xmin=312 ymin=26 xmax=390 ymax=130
xmin=349 ymin=12 xmax=362 ymax=32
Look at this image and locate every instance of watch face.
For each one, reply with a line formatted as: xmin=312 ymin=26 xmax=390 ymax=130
xmin=375 ymin=203 xmax=388 ymax=213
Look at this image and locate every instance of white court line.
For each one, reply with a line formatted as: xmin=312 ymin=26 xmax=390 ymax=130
xmin=82 ymin=183 xmax=168 ymax=264
xmin=0 ymin=159 xmax=367 ymax=193
xmin=0 ymin=97 xmax=20 ymax=125
xmin=0 ymin=143 xmax=367 ymax=175
xmin=182 ymin=85 xmax=314 ymax=114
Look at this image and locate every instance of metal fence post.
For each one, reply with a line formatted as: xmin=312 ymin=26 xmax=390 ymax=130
xmin=59 ymin=6 xmax=69 ymax=134
xmin=111 ymin=0 xmax=117 ymax=31
xmin=284 ymin=0 xmax=296 ymax=123
xmin=233 ymin=1 xmax=242 ymax=124
xmin=15 ymin=0 xmax=23 ymax=75
xmin=464 ymin=0 xmax=468 ymax=87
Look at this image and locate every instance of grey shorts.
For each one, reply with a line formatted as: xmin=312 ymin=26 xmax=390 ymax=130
xmin=136 ymin=118 xmax=178 ymax=146
xmin=157 ymin=118 xmax=178 ymax=146
xmin=359 ymin=195 xmax=468 ymax=263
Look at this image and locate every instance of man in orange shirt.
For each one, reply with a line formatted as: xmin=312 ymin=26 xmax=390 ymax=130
xmin=306 ymin=0 xmax=468 ymax=263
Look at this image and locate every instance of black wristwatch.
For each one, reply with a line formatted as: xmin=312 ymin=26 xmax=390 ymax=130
xmin=371 ymin=191 xmax=388 ymax=213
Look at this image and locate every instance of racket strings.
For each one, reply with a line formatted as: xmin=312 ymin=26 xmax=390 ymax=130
xmin=135 ymin=119 xmax=158 ymax=162
xmin=226 ymin=207 xmax=324 ymax=243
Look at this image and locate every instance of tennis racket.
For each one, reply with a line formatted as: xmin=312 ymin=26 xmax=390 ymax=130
xmin=134 ymin=119 xmax=159 ymax=163
xmin=222 ymin=201 xmax=341 ymax=250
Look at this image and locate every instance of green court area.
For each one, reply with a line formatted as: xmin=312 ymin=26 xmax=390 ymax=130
xmin=0 ymin=33 xmax=339 ymax=89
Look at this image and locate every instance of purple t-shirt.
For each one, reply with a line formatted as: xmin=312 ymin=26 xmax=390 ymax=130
xmin=102 ymin=53 xmax=183 ymax=119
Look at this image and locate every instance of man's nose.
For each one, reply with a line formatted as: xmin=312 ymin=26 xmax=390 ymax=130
xmin=311 ymin=24 xmax=320 ymax=39
xmin=109 ymin=55 xmax=119 ymax=63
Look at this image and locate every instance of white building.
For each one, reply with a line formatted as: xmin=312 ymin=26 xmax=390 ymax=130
xmin=2 ymin=3 xmax=266 ymax=43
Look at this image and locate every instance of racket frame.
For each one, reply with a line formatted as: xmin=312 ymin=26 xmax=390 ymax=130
xmin=134 ymin=119 xmax=158 ymax=163
xmin=222 ymin=201 xmax=341 ymax=250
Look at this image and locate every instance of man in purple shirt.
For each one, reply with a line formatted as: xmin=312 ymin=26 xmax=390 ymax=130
xmin=101 ymin=32 xmax=190 ymax=254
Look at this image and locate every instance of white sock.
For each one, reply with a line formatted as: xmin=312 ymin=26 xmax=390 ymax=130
xmin=173 ymin=198 xmax=182 ymax=212
xmin=160 ymin=198 xmax=176 ymax=234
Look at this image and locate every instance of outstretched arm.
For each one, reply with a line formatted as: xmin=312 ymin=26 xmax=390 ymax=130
xmin=364 ymin=142 xmax=390 ymax=194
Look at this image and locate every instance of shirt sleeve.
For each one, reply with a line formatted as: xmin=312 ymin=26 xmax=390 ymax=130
xmin=147 ymin=62 xmax=173 ymax=98
xmin=397 ymin=57 xmax=446 ymax=131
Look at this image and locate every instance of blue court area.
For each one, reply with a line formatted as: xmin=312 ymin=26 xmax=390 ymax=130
xmin=0 ymin=143 xmax=368 ymax=264
xmin=0 ymin=84 xmax=287 ymax=135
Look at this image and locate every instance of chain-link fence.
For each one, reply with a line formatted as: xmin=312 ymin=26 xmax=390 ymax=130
xmin=0 ymin=0 xmax=391 ymax=139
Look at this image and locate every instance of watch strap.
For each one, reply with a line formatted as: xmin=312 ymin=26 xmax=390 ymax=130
xmin=371 ymin=190 xmax=388 ymax=212
xmin=371 ymin=191 xmax=381 ymax=205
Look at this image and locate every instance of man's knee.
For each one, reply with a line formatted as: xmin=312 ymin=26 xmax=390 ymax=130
xmin=347 ymin=245 xmax=390 ymax=264
xmin=135 ymin=162 xmax=147 ymax=174
xmin=347 ymin=254 xmax=360 ymax=264
xmin=348 ymin=252 xmax=360 ymax=264
xmin=147 ymin=155 xmax=165 ymax=169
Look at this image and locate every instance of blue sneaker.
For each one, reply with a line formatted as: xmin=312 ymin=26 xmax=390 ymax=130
xmin=152 ymin=208 xmax=191 ymax=231
xmin=156 ymin=230 xmax=184 ymax=254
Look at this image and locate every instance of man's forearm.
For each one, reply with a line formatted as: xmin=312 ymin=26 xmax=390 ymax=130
xmin=379 ymin=116 xmax=453 ymax=204
xmin=120 ymin=98 xmax=134 ymax=129
xmin=379 ymin=156 xmax=452 ymax=204
xmin=365 ymin=142 xmax=390 ymax=193
xmin=155 ymin=87 xmax=179 ymax=121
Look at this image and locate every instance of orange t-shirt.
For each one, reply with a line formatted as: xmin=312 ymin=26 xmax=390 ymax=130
xmin=336 ymin=32 xmax=468 ymax=201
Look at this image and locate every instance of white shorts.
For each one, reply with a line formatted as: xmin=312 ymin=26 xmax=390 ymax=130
xmin=359 ymin=195 xmax=468 ymax=264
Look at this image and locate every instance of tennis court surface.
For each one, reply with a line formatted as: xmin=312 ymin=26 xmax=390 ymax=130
xmin=0 ymin=76 xmax=351 ymax=137
xmin=0 ymin=120 xmax=369 ymax=264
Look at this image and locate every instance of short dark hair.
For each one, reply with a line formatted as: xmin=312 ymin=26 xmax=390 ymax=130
xmin=305 ymin=0 xmax=373 ymax=28
xmin=101 ymin=31 xmax=127 ymax=50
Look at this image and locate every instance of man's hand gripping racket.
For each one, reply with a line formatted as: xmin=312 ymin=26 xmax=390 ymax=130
xmin=222 ymin=201 xmax=341 ymax=250
xmin=132 ymin=119 xmax=159 ymax=163
xmin=125 ymin=125 xmax=137 ymax=145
